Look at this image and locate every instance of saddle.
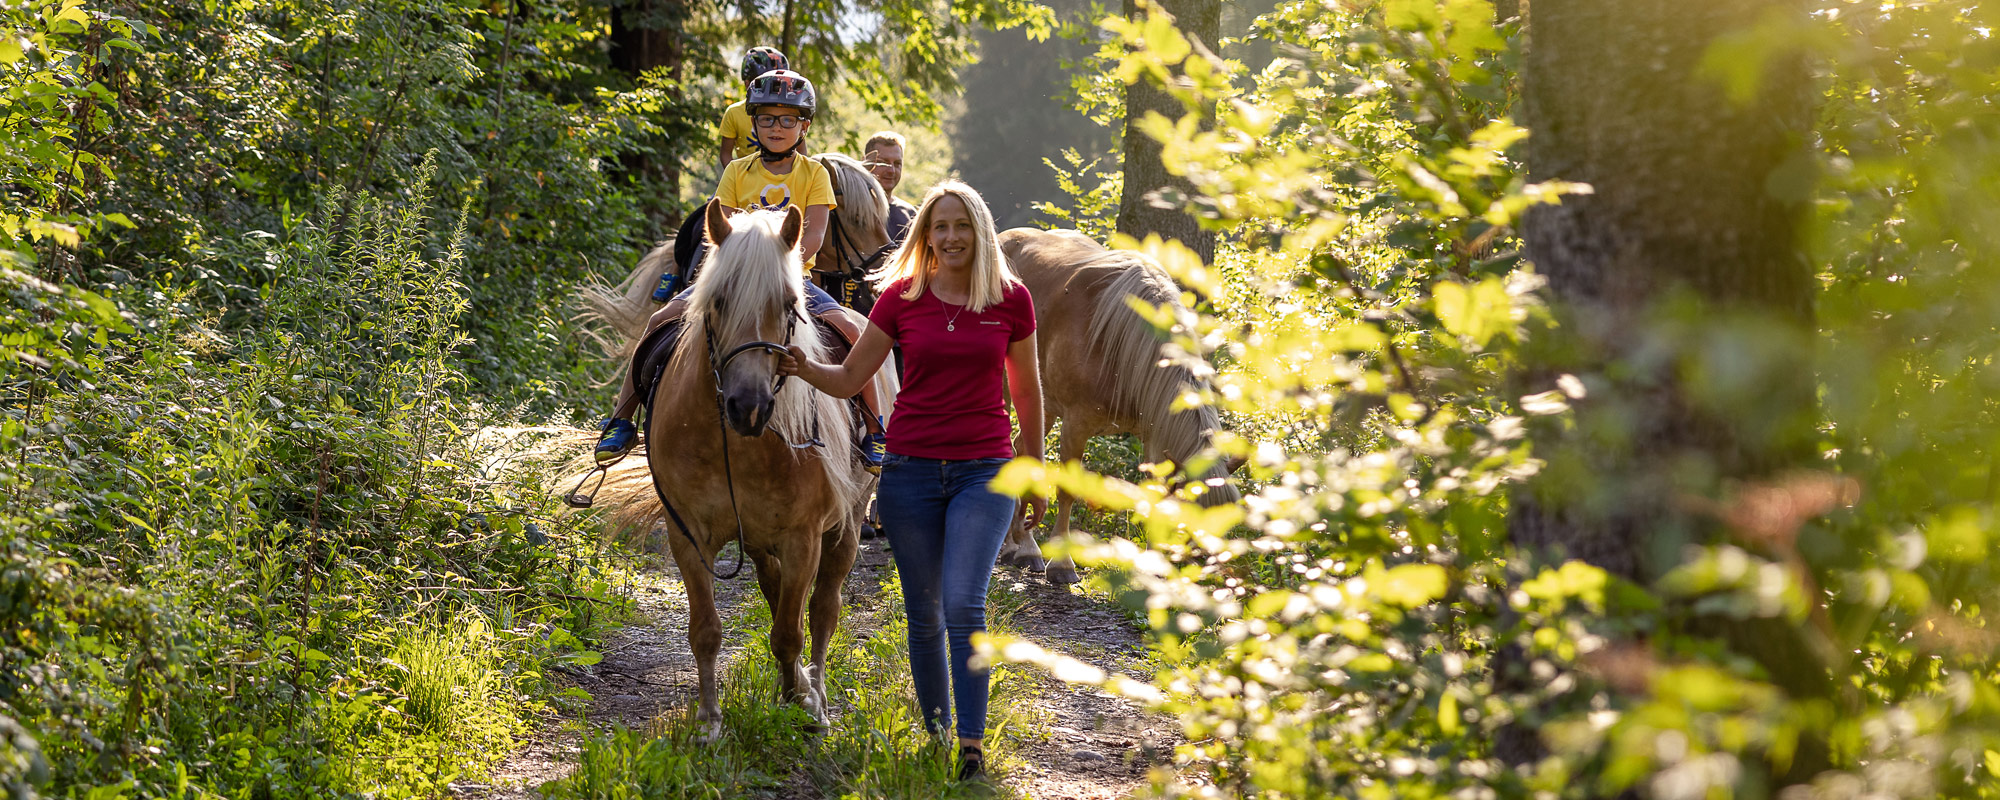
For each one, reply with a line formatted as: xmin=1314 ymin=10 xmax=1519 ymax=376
xmin=630 ymin=313 xmax=869 ymax=439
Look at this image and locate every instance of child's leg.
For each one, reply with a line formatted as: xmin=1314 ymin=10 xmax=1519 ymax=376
xmin=610 ymin=296 xmax=691 ymax=418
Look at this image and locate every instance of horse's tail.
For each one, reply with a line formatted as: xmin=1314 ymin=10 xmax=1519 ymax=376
xmin=552 ymin=440 xmax=680 ymax=553
xmin=1085 ymin=256 xmax=1237 ymax=505
xmin=579 ymin=239 xmax=677 ymax=359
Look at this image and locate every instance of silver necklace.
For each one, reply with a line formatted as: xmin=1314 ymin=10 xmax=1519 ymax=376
xmin=936 ymin=290 xmax=968 ymax=331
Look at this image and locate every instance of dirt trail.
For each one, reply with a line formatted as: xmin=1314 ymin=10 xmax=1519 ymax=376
xmin=463 ymin=565 xmax=754 ymax=798
xmin=991 ymin=566 xmax=1181 ymax=800
xmin=464 ymin=539 xmax=1172 ymax=799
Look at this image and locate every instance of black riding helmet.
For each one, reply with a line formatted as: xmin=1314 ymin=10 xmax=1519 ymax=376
xmin=739 ymin=46 xmax=787 ymax=85
xmin=745 ymin=70 xmax=817 ymax=162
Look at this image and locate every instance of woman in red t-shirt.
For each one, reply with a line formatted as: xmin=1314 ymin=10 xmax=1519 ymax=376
xmin=779 ymin=180 xmax=1045 ymax=780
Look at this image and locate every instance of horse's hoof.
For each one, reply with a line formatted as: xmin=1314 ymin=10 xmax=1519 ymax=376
xmin=1046 ymin=562 xmax=1080 ymax=585
xmin=998 ymin=549 xmax=1046 ymax=572
xmin=696 ymin=720 xmax=725 ymax=744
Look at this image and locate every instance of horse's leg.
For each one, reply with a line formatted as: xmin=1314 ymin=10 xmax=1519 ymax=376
xmin=998 ymin=414 xmax=1059 ymax=571
xmin=808 ymin=521 xmax=861 ymax=715
xmin=1044 ymin=419 xmax=1101 ymax=586
xmin=671 ymin=537 xmax=727 ymax=742
xmin=763 ymin=534 xmax=823 ymax=721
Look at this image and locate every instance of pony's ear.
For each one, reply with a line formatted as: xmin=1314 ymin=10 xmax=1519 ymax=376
xmin=704 ymin=199 xmax=731 ymax=247
xmin=780 ymin=205 xmax=804 ymax=250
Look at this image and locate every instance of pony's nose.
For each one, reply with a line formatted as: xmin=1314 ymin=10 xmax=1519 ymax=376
xmin=724 ymin=394 xmax=773 ymax=437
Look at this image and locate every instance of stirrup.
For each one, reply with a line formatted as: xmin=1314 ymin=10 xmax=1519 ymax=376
xmin=563 ymin=466 xmax=609 ymax=509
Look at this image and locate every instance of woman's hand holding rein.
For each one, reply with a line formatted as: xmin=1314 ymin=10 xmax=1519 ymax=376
xmin=778 ymin=323 xmax=895 ymax=400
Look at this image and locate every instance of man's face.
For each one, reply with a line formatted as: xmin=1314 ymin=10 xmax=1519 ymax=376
xmin=866 ymin=143 xmax=904 ymax=195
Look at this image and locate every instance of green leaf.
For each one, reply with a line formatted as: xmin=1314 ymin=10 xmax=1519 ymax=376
xmin=1433 ymin=277 xmax=1512 ymax=348
xmin=1383 ymin=0 xmax=1443 ymax=30
xmin=1370 ymin=563 xmax=1448 ymax=607
xmin=1924 ymin=507 xmax=1986 ymax=563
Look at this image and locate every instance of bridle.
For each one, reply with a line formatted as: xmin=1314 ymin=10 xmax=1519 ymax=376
xmin=816 ymin=157 xmax=896 ymax=307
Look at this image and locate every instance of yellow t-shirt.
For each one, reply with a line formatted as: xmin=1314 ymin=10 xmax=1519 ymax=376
xmin=718 ymin=101 xmax=757 ymax=158
xmin=716 ymin=154 xmax=837 ymax=269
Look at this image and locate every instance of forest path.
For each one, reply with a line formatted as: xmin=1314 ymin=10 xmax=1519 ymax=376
xmin=463 ymin=535 xmax=1174 ymax=799
xmin=465 ymin=561 xmax=755 ymax=798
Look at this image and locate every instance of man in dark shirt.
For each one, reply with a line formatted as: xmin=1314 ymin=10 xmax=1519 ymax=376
xmin=865 ymin=131 xmax=919 ymax=246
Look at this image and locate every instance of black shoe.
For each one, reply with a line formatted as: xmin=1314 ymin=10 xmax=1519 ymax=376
xmin=956 ymin=745 xmax=984 ymax=781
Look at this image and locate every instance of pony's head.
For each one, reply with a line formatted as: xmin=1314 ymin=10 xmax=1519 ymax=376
xmin=813 ymin=153 xmax=891 ymax=274
xmin=683 ymin=200 xmax=826 ymax=439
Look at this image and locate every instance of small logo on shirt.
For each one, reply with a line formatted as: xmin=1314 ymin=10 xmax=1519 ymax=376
xmin=980 ymin=320 xmax=1002 ymax=325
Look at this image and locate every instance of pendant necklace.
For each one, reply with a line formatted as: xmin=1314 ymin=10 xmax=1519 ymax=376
xmin=937 ymin=290 xmax=968 ymax=331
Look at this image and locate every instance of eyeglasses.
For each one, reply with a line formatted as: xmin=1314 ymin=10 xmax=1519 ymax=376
xmin=863 ymin=160 xmax=901 ymax=171
xmin=754 ymin=114 xmax=803 ymax=129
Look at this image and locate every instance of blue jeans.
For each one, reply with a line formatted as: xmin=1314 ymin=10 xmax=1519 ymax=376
xmin=876 ymin=453 xmax=1016 ymax=740
xmin=674 ymin=280 xmax=840 ymax=316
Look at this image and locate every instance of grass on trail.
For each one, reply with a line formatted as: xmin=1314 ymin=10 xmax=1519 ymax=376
xmin=541 ymin=569 xmax=1048 ymax=799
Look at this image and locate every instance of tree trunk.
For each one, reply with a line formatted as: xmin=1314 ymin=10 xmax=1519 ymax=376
xmin=780 ymin=0 xmax=799 ymax=56
xmin=1502 ymin=0 xmax=1829 ymax=772
xmin=609 ymin=0 xmax=687 ymax=196
xmin=1115 ymin=0 xmax=1218 ymax=262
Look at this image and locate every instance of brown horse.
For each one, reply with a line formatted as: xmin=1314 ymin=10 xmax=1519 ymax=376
xmin=996 ymin=228 xmax=1243 ymax=585
xmin=584 ymin=202 xmax=873 ymax=739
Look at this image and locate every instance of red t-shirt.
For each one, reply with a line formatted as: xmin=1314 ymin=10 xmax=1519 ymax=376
xmin=868 ymin=277 xmax=1037 ymax=460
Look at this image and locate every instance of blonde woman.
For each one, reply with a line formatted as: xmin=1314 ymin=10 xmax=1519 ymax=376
xmin=779 ymin=181 xmax=1047 ymax=780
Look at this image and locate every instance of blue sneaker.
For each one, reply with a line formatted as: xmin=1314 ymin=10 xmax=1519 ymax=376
xmin=594 ymin=418 xmax=638 ymax=465
xmin=860 ymin=430 xmax=886 ymax=474
xmin=650 ymin=271 xmax=681 ymax=303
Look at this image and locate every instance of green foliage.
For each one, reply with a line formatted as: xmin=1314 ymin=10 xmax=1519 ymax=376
xmin=1033 ymin=148 xmax=1123 ymax=242
xmin=991 ymin=0 xmax=2000 ymax=798
xmin=87 ymin=0 xmax=665 ymax=413
xmin=0 ymin=1 xmax=139 ymax=274
xmin=3 ymin=162 xmax=620 ymax=797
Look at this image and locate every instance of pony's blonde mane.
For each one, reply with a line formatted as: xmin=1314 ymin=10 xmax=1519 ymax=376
xmin=674 ymin=209 xmax=867 ymax=518
xmin=1084 ymin=250 xmax=1239 ymax=503
xmin=817 ymin=153 xmax=888 ymax=241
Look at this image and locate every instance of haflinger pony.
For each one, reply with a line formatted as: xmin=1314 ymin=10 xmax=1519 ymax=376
xmin=581 ymin=201 xmax=873 ymax=739
xmin=996 ymin=228 xmax=1245 ymax=585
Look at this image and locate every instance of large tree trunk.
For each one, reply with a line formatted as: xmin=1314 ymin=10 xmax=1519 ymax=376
xmin=1115 ymin=0 xmax=1218 ymax=262
xmin=609 ymin=0 xmax=688 ymax=197
xmin=1503 ymin=0 xmax=1828 ymax=773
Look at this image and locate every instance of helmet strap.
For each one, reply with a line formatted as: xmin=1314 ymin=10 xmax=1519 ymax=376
xmin=754 ymin=137 xmax=800 ymax=163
